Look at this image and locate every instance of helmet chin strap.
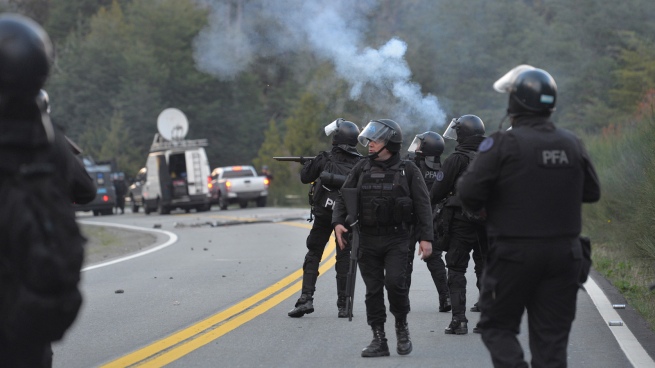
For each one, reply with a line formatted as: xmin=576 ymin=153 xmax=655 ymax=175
xmin=367 ymin=145 xmax=387 ymax=160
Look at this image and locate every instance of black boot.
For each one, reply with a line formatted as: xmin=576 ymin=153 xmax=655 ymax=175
xmin=288 ymin=294 xmax=314 ymax=318
xmin=395 ymin=318 xmax=412 ymax=355
xmin=439 ymin=296 xmax=452 ymax=312
xmin=337 ymin=296 xmax=348 ymax=318
xmin=361 ymin=325 xmax=390 ymax=357
xmin=470 ymin=302 xmax=480 ymax=312
xmin=336 ymin=277 xmax=349 ymax=318
xmin=445 ymin=317 xmax=468 ymax=335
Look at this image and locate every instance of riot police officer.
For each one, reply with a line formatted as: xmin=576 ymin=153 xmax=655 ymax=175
xmin=457 ymin=66 xmax=601 ymax=367
xmin=430 ymin=114 xmax=488 ymax=335
xmin=333 ymin=119 xmax=433 ymax=357
xmin=288 ymin=118 xmax=362 ymax=318
xmin=406 ymin=131 xmax=451 ymax=312
xmin=0 ymin=13 xmax=96 ymax=367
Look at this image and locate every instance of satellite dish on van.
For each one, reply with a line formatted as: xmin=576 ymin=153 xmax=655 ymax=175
xmin=157 ymin=108 xmax=189 ymax=141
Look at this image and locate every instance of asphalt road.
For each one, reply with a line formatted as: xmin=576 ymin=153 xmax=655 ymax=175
xmin=53 ymin=207 xmax=655 ymax=367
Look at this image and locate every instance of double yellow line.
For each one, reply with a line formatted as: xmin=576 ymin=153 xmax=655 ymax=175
xmin=102 ymin=222 xmax=336 ymax=367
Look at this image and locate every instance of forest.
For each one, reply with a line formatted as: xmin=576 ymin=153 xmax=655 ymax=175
xmin=2 ymin=0 xmax=654 ymax=327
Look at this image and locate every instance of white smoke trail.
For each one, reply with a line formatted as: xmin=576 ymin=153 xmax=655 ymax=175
xmin=193 ymin=0 xmax=446 ymax=129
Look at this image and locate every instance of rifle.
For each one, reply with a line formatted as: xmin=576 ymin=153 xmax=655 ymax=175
xmin=341 ymin=187 xmax=359 ymax=321
xmin=273 ymin=156 xmax=315 ymax=164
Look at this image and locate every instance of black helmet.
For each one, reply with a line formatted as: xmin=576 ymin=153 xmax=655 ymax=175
xmin=358 ymin=118 xmax=403 ymax=153
xmin=324 ymin=118 xmax=360 ymax=146
xmin=443 ymin=115 xmax=485 ymax=142
xmin=494 ymin=65 xmax=557 ymax=116
xmin=408 ymin=131 xmax=444 ymax=169
xmin=408 ymin=131 xmax=444 ymax=157
xmin=0 ymin=14 xmax=54 ymax=98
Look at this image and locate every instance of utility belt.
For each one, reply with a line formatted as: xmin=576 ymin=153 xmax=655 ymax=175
xmin=360 ymin=223 xmax=409 ymax=236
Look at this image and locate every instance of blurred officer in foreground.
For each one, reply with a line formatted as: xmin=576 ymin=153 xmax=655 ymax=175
xmin=288 ymin=118 xmax=361 ymax=318
xmin=0 ymin=13 xmax=95 ymax=367
xmin=333 ymin=119 xmax=433 ymax=357
xmin=430 ymin=114 xmax=488 ymax=335
xmin=457 ymin=65 xmax=601 ymax=367
xmin=406 ymin=131 xmax=451 ymax=312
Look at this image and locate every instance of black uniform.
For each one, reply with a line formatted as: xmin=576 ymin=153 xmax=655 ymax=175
xmin=114 ymin=178 xmax=127 ymax=214
xmin=333 ymin=153 xmax=433 ymax=326
xmin=0 ymin=117 xmax=96 ymax=368
xmin=430 ymin=135 xmax=488 ymax=328
xmin=457 ymin=116 xmax=601 ymax=367
xmin=407 ymin=158 xmax=449 ymax=307
xmin=291 ymin=145 xmax=361 ymax=315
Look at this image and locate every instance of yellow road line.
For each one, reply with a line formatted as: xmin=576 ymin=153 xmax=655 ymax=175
xmin=101 ymin=221 xmax=336 ymax=368
xmin=141 ymin=253 xmax=336 ymax=367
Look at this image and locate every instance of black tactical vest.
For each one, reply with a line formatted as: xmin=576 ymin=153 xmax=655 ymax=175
xmin=418 ymin=160 xmax=438 ymax=189
xmin=359 ymin=161 xmax=412 ymax=227
xmin=487 ymin=126 xmax=585 ymax=238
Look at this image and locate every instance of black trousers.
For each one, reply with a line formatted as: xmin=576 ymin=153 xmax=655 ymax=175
xmin=444 ymin=218 xmax=487 ymax=321
xmin=358 ymin=230 xmax=410 ymax=326
xmin=300 ymin=205 xmax=350 ymax=298
xmin=407 ymin=229 xmax=449 ymax=302
xmin=479 ymin=238 xmax=582 ymax=368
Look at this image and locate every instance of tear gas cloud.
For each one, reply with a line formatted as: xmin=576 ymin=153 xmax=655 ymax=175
xmin=194 ymin=0 xmax=446 ymax=129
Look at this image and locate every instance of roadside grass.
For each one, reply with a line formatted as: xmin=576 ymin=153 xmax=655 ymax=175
xmin=583 ymin=109 xmax=655 ymax=331
xmin=79 ymin=224 xmax=120 ymax=255
xmin=591 ymin=239 xmax=655 ymax=330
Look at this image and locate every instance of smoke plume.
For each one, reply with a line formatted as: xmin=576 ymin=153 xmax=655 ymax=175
xmin=193 ymin=0 xmax=446 ymax=129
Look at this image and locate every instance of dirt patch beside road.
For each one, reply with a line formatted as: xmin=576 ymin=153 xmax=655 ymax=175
xmin=80 ymin=224 xmax=158 ymax=266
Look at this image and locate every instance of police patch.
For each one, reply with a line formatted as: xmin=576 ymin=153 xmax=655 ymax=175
xmin=436 ymin=171 xmax=444 ymax=181
xmin=478 ymin=137 xmax=494 ymax=152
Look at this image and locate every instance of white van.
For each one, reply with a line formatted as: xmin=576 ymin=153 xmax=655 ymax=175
xmin=138 ymin=134 xmax=212 ymax=214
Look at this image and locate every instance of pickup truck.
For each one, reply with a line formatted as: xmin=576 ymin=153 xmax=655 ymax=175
xmin=210 ymin=165 xmax=269 ymax=210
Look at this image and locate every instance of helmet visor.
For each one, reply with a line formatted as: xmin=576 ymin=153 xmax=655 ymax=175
xmin=324 ymin=118 xmax=342 ymax=136
xmin=443 ymin=118 xmax=458 ymax=140
xmin=407 ymin=135 xmax=422 ymax=153
xmin=358 ymin=120 xmax=392 ymax=147
xmin=493 ymin=64 xmax=535 ymax=93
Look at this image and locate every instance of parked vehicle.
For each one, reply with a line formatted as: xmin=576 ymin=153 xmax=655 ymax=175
xmin=127 ymin=108 xmax=212 ymax=214
xmin=74 ymin=158 xmax=116 ymax=216
xmin=127 ymin=135 xmax=212 ymax=214
xmin=210 ymin=165 xmax=269 ymax=210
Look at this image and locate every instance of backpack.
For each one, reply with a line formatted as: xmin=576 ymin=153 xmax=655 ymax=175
xmin=0 ymin=147 xmax=85 ymax=344
xmin=312 ymin=151 xmax=358 ymax=210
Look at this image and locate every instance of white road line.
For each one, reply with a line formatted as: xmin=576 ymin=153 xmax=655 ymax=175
xmin=79 ymin=220 xmax=178 ymax=272
xmin=585 ymin=276 xmax=655 ymax=368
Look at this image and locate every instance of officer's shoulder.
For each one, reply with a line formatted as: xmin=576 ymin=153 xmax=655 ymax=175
xmin=352 ymin=158 xmax=369 ymax=170
xmin=555 ymin=126 xmax=583 ymax=143
xmin=402 ymin=159 xmax=419 ymax=169
xmin=477 ymin=131 xmax=509 ymax=154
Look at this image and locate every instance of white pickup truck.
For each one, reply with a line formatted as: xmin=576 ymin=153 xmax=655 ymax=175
xmin=209 ymin=165 xmax=269 ymax=210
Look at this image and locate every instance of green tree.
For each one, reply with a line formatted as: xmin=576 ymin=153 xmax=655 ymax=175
xmin=45 ymin=0 xmax=114 ymax=43
xmin=284 ymin=93 xmax=331 ymax=156
xmin=97 ymin=112 xmax=141 ymax=175
xmin=253 ymin=120 xmax=300 ymax=205
xmin=610 ymin=32 xmax=655 ymax=113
